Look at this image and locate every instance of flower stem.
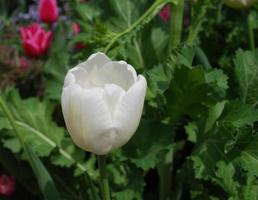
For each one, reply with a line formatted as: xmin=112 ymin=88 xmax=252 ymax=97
xmin=98 ymin=155 xmax=111 ymax=200
xmin=169 ymin=0 xmax=185 ymax=49
xmin=158 ymin=148 xmax=173 ymax=200
xmin=248 ymin=12 xmax=256 ymax=52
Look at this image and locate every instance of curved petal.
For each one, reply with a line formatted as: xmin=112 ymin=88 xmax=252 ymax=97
xmin=79 ymin=52 xmax=111 ymax=73
xmin=93 ymin=61 xmax=137 ymax=90
xmin=61 ymin=84 xmax=87 ymax=150
xmin=63 ymin=71 xmax=75 ymax=88
xmin=79 ymin=88 xmax=115 ymax=155
xmin=111 ymin=75 xmax=147 ymax=149
xmin=103 ymin=84 xmax=125 ymax=117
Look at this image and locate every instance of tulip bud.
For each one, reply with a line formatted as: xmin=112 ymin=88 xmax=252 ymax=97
xmin=224 ymin=0 xmax=258 ymax=9
xmin=0 ymin=175 xmax=15 ymax=196
xmin=61 ymin=52 xmax=147 ymax=155
xmin=20 ymin=23 xmax=52 ymax=57
xmin=38 ymin=0 xmax=59 ymax=23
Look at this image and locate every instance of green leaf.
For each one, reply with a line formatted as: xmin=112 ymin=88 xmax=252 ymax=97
xmin=204 ymin=101 xmax=227 ymax=133
xmin=151 ymin=28 xmax=169 ymax=60
xmin=165 ymin=65 xmax=212 ymax=123
xmin=121 ymin=120 xmax=172 ymax=171
xmin=220 ymin=101 xmax=258 ymax=129
xmin=190 ymin=100 xmax=258 ymax=198
xmin=2 ymin=138 xmax=21 ymax=153
xmin=205 ymin=69 xmax=228 ymax=97
xmin=25 ymin=143 xmax=61 ymax=200
xmin=146 ymin=64 xmax=170 ymax=106
xmin=234 ymin=49 xmax=258 ymax=104
xmin=185 ymin=122 xmax=198 ymax=143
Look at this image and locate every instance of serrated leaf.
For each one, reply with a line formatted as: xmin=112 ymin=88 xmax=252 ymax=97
xmin=205 ymin=69 xmax=228 ymax=97
xmin=165 ymin=65 xmax=212 ymax=123
xmin=234 ymin=49 xmax=258 ymax=104
xmin=121 ymin=120 xmax=172 ymax=171
xmin=220 ymin=101 xmax=258 ymax=128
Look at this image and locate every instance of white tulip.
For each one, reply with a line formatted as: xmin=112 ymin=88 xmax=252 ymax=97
xmin=61 ymin=52 xmax=147 ymax=155
xmin=223 ymin=0 xmax=258 ymax=9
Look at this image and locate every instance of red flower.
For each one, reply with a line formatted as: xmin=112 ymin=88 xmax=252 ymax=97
xmin=38 ymin=0 xmax=59 ymax=23
xmin=20 ymin=23 xmax=52 ymax=57
xmin=159 ymin=5 xmax=170 ymax=23
xmin=0 ymin=175 xmax=15 ymax=196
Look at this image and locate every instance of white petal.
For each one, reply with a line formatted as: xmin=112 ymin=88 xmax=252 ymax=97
xmin=63 ymin=71 xmax=75 ymax=88
xmin=62 ymin=84 xmax=87 ymax=150
xmin=79 ymin=88 xmax=116 ymax=155
xmin=111 ymin=75 xmax=147 ymax=149
xmin=103 ymin=84 xmax=125 ymax=117
xmin=93 ymin=61 xmax=137 ymax=90
xmin=79 ymin=52 xmax=111 ymax=73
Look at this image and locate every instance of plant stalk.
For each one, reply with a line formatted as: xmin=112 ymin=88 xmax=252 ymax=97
xmin=169 ymin=0 xmax=185 ymax=49
xmin=248 ymin=12 xmax=255 ymax=52
xmin=158 ymin=148 xmax=173 ymax=200
xmin=98 ymin=155 xmax=111 ymax=200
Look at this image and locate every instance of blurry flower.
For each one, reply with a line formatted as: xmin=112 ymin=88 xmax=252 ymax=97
xmin=71 ymin=23 xmax=86 ymax=50
xmin=0 ymin=175 xmax=15 ymax=196
xmin=159 ymin=5 xmax=170 ymax=22
xmin=20 ymin=23 xmax=52 ymax=57
xmin=72 ymin=23 xmax=81 ymax=35
xmin=19 ymin=57 xmax=29 ymax=70
xmin=38 ymin=0 xmax=59 ymax=23
xmin=29 ymin=5 xmax=39 ymax=21
xmin=224 ymin=0 xmax=258 ymax=9
xmin=61 ymin=52 xmax=147 ymax=155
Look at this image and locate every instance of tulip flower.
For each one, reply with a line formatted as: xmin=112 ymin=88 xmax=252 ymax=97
xmin=20 ymin=23 xmax=52 ymax=57
xmin=61 ymin=52 xmax=147 ymax=155
xmin=0 ymin=175 xmax=15 ymax=196
xmin=224 ymin=0 xmax=258 ymax=9
xmin=159 ymin=5 xmax=170 ymax=22
xmin=38 ymin=0 xmax=59 ymax=23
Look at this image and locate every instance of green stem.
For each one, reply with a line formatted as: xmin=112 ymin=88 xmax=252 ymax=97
xmin=104 ymin=0 xmax=174 ymax=53
xmin=158 ymin=148 xmax=173 ymax=200
xmin=98 ymin=155 xmax=111 ymax=200
xmin=248 ymin=13 xmax=255 ymax=52
xmin=169 ymin=0 xmax=185 ymax=49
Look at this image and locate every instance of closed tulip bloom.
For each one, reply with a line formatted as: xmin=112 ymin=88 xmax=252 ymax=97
xmin=224 ymin=0 xmax=258 ymax=9
xmin=38 ymin=0 xmax=59 ymax=23
xmin=20 ymin=23 xmax=52 ymax=57
xmin=61 ymin=52 xmax=147 ymax=155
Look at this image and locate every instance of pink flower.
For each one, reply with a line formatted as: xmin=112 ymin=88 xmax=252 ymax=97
xmin=38 ymin=0 xmax=59 ymax=23
xmin=159 ymin=5 xmax=170 ymax=23
xmin=0 ymin=175 xmax=15 ymax=196
xmin=72 ymin=23 xmax=81 ymax=35
xmin=20 ymin=23 xmax=52 ymax=57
